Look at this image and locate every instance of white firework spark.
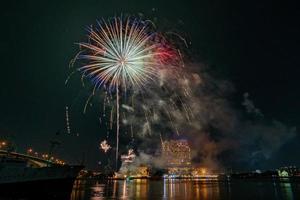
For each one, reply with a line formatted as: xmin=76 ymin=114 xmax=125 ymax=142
xmin=100 ymin=140 xmax=111 ymax=153
xmin=78 ymin=17 xmax=170 ymax=91
xmin=121 ymin=149 xmax=136 ymax=163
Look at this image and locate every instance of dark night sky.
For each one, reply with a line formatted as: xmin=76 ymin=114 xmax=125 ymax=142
xmin=0 ymin=0 xmax=299 ymax=169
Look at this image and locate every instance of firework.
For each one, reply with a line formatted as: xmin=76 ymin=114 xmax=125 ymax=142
xmin=121 ymin=149 xmax=136 ymax=163
xmin=78 ymin=17 xmax=175 ymax=91
xmin=76 ymin=16 xmax=179 ymax=169
xmin=65 ymin=106 xmax=71 ymax=134
xmin=75 ymin=16 xmax=181 ymax=170
xmin=100 ymin=140 xmax=111 ymax=153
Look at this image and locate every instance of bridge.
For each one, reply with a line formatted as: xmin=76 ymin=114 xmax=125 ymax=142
xmin=0 ymin=150 xmax=55 ymax=167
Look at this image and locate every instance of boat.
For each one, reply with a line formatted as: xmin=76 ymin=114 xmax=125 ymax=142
xmin=0 ymin=150 xmax=84 ymax=199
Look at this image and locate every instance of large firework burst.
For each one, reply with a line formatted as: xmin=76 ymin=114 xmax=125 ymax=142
xmin=78 ymin=17 xmax=175 ymax=91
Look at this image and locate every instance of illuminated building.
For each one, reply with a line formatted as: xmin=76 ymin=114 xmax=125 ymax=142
xmin=115 ymin=165 xmax=150 ymax=179
xmin=161 ymin=139 xmax=193 ymax=176
xmin=162 ymin=139 xmax=191 ymax=167
xmin=278 ymin=166 xmax=299 ymax=177
xmin=135 ymin=166 xmax=150 ymax=177
xmin=278 ymin=170 xmax=289 ymax=177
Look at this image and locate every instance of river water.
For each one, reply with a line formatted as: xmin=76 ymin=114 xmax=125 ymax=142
xmin=70 ymin=179 xmax=300 ymax=200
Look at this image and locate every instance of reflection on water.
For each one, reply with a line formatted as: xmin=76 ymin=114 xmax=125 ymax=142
xmin=71 ymin=179 xmax=300 ymax=200
xmin=280 ymin=182 xmax=294 ymax=200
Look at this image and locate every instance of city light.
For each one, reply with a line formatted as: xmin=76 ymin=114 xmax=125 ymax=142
xmin=0 ymin=141 xmax=7 ymax=149
xmin=27 ymin=148 xmax=33 ymax=154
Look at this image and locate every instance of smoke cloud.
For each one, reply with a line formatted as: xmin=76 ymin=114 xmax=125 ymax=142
xmin=118 ymin=63 xmax=297 ymax=171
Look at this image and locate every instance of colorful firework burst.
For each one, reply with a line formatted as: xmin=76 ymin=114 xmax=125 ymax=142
xmin=77 ymin=17 xmax=177 ymax=91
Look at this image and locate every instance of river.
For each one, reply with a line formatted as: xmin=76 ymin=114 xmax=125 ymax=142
xmin=70 ymin=178 xmax=300 ymax=200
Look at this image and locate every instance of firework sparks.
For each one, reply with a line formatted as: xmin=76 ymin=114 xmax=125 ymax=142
xmin=65 ymin=106 xmax=71 ymax=134
xmin=75 ymin=16 xmax=180 ymax=170
xmin=78 ymin=17 xmax=173 ymax=91
xmin=121 ymin=149 xmax=136 ymax=163
xmin=76 ymin=17 xmax=176 ymax=168
xmin=100 ymin=140 xmax=111 ymax=153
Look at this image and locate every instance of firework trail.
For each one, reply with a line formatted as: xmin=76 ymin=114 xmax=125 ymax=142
xmin=75 ymin=16 xmax=179 ymax=169
xmin=65 ymin=106 xmax=71 ymax=134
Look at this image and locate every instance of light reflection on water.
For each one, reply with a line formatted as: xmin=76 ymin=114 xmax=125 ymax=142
xmin=71 ymin=179 xmax=300 ymax=200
